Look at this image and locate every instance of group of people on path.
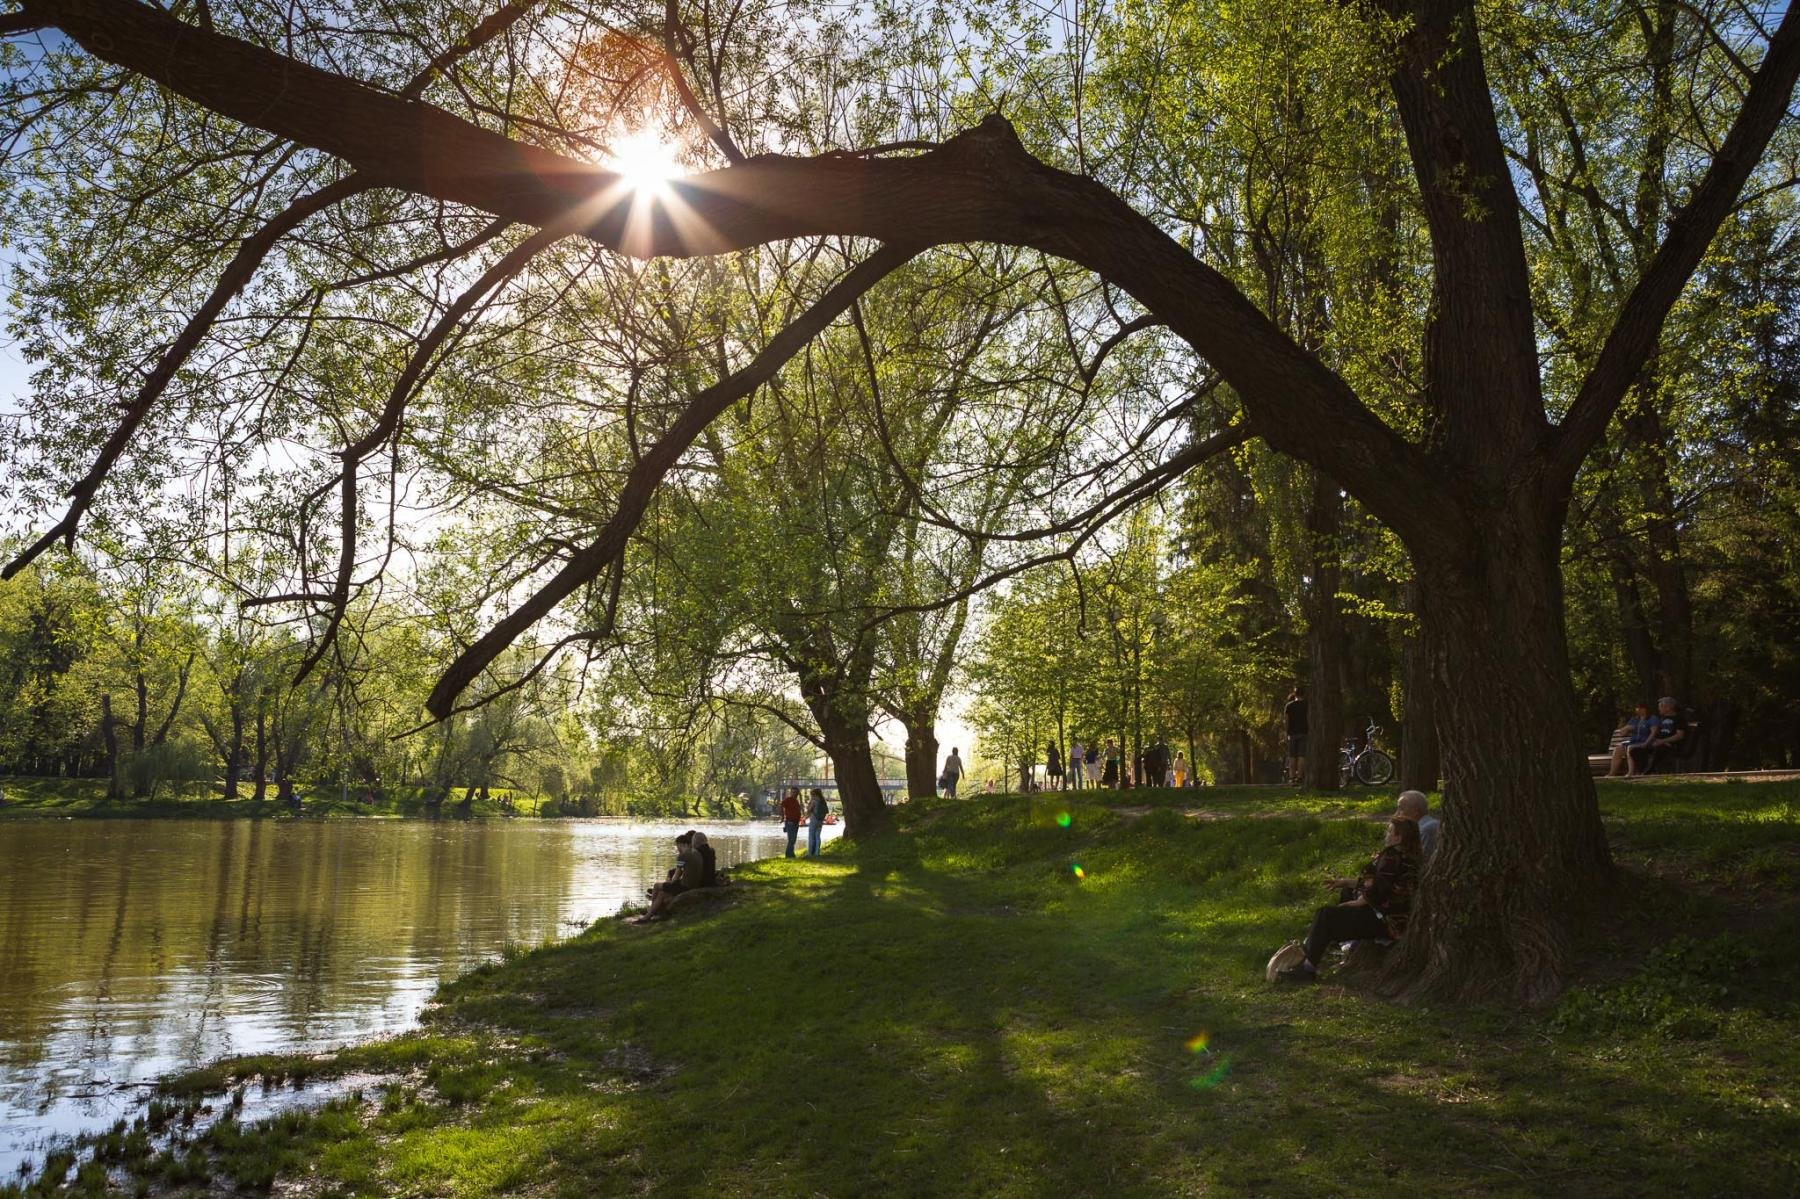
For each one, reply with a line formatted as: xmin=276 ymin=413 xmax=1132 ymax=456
xmin=778 ymin=786 xmax=831 ymax=857
xmin=946 ymin=739 xmax=1192 ymax=795
xmin=1274 ymin=788 xmax=1440 ymax=983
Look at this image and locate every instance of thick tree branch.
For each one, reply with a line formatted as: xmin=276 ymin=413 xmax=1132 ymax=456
xmin=24 ymin=0 xmax=1445 ymax=551
xmin=1383 ymin=0 xmax=1547 ymax=467
xmin=425 ymin=242 xmax=920 ymax=717
xmin=1552 ymin=2 xmax=1800 ymax=482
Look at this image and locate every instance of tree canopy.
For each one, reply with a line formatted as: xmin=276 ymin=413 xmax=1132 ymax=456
xmin=2 ymin=0 xmax=1798 ymax=1002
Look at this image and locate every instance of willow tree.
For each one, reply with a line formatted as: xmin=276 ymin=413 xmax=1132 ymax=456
xmin=3 ymin=0 xmax=1797 ymax=1000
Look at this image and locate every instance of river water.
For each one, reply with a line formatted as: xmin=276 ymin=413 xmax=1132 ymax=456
xmin=0 ymin=816 xmax=836 ymax=1172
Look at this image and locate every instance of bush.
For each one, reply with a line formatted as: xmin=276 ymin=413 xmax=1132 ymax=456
xmin=1551 ymin=934 xmax=1769 ymax=1041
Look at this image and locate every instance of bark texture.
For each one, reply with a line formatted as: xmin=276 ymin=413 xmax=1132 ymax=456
xmin=901 ymin=716 xmax=939 ymax=801
xmin=1388 ymin=486 xmax=1613 ymax=1004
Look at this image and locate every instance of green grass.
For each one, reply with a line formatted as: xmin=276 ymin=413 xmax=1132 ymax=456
xmin=8 ymin=781 xmax=1797 ymax=1197
xmin=0 ymin=775 xmax=536 ymax=820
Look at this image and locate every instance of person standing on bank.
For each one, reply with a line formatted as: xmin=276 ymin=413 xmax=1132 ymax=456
xmin=1102 ymin=738 xmax=1121 ymax=788
xmin=1284 ymin=686 xmax=1309 ymax=785
xmin=1046 ymin=740 xmax=1064 ymax=790
xmin=941 ymin=747 xmax=965 ymax=798
xmin=806 ymin=788 xmax=829 ymax=857
xmin=780 ymin=787 xmax=802 ymax=858
xmin=1068 ymin=739 xmax=1085 ymax=791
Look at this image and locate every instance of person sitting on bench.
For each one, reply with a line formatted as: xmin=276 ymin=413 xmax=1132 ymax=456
xmin=1627 ymin=697 xmax=1689 ymax=775
xmin=1275 ymin=817 xmax=1421 ymax=984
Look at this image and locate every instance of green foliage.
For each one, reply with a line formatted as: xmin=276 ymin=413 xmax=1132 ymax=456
xmin=1551 ymin=933 xmax=1792 ymax=1042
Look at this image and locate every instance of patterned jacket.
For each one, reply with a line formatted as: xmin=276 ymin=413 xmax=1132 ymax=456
xmin=1358 ymin=845 xmax=1420 ymax=936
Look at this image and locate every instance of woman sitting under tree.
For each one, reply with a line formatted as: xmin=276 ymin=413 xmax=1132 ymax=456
xmin=1276 ymin=818 xmax=1421 ymax=984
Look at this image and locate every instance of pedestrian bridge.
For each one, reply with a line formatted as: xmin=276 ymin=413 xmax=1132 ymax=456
xmin=768 ymin=777 xmax=912 ymax=800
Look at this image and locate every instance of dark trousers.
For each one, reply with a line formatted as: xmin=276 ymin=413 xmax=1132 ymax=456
xmin=1303 ymin=903 xmax=1389 ymax=964
xmin=783 ymin=821 xmax=799 ymax=857
xmin=1628 ymin=743 xmax=1675 ymax=774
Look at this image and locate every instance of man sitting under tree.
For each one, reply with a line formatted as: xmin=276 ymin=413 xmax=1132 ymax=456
xmin=1395 ymin=790 xmax=1441 ymax=862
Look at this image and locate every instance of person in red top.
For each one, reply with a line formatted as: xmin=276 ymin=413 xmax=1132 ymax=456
xmin=779 ymin=787 xmax=802 ymax=858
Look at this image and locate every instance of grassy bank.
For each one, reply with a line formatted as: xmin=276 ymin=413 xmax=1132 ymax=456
xmin=0 ymin=775 xmax=534 ymax=820
xmin=11 ymin=780 xmax=1798 ymax=1197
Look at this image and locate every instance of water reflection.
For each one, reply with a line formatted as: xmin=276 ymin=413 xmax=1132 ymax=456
xmin=0 ymin=817 xmax=829 ymax=1170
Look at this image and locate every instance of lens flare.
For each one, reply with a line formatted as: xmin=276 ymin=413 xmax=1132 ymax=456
xmin=1055 ymin=811 xmax=1072 ymax=828
xmin=1189 ymin=1056 xmax=1232 ymax=1090
xmin=1070 ymin=862 xmax=1085 ymax=880
xmin=1184 ymin=1032 xmax=1210 ymax=1055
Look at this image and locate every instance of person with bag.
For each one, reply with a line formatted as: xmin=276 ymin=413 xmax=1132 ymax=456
xmin=1273 ymin=817 xmax=1421 ymax=984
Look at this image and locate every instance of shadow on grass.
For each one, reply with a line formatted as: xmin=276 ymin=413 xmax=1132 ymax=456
xmin=69 ymin=789 xmax=1796 ymax=1198
xmin=394 ymin=796 xmax=1797 ymax=1196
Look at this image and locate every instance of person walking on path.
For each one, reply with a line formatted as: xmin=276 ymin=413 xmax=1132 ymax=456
xmin=1068 ymin=739 xmax=1085 ymax=791
xmin=806 ymin=788 xmax=829 ymax=857
xmin=1172 ymin=751 xmax=1189 ymax=788
xmin=1284 ymin=686 xmax=1309 ymax=785
xmin=941 ymin=748 xmax=965 ymax=798
xmin=1046 ymin=741 xmax=1064 ymax=790
xmin=780 ymin=787 xmax=802 ymax=857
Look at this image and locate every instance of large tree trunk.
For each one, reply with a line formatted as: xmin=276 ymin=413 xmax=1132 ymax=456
xmin=101 ymin=694 xmax=126 ymax=800
xmin=1605 ymin=546 xmax=1662 ymax=702
xmin=222 ymin=701 xmax=244 ymax=800
xmin=250 ymin=706 xmax=268 ymax=803
xmin=1399 ymin=582 xmax=1441 ymax=792
xmin=900 ymin=711 xmax=939 ymax=800
xmin=813 ymin=700 xmax=892 ymax=839
xmin=1388 ymin=509 xmax=1613 ymax=1005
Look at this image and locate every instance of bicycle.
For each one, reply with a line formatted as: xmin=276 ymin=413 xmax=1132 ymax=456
xmin=1339 ymin=721 xmax=1395 ymax=787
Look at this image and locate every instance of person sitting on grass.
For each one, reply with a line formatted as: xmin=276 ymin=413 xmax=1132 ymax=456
xmin=636 ymin=830 xmax=713 ymax=922
xmin=690 ymin=830 xmax=717 ymax=885
xmin=1275 ymin=817 xmax=1421 ymax=984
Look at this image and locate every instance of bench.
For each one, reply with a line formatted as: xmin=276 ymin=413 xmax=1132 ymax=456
xmin=1588 ymin=720 xmax=1703 ymax=777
